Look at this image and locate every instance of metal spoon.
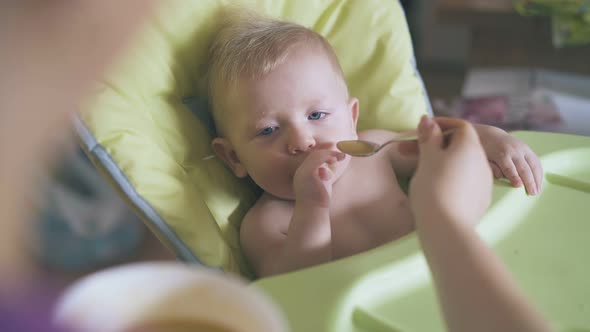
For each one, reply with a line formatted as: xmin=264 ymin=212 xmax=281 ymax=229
xmin=337 ymin=129 xmax=455 ymax=157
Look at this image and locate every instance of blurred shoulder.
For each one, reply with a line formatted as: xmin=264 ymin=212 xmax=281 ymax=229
xmin=358 ymin=129 xmax=399 ymax=142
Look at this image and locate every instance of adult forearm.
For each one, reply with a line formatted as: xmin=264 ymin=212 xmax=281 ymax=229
xmin=415 ymin=211 xmax=552 ymax=332
xmin=272 ymin=204 xmax=332 ymax=274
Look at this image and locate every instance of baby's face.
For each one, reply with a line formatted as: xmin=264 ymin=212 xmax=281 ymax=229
xmin=217 ymin=47 xmax=359 ymax=199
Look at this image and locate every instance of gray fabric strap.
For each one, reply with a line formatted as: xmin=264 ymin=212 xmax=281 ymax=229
xmin=72 ymin=115 xmax=203 ymax=265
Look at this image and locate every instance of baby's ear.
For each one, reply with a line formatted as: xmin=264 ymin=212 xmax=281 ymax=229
xmin=348 ymin=97 xmax=359 ymax=128
xmin=211 ymin=137 xmax=248 ymax=178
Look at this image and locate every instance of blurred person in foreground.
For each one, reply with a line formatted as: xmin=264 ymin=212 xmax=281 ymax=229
xmin=0 ymin=1 xmax=156 ymax=330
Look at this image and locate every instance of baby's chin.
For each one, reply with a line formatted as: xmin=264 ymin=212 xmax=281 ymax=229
xmin=257 ymin=184 xmax=295 ymax=201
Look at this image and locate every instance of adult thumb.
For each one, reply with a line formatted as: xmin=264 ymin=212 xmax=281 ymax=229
xmin=417 ymin=115 xmax=443 ymax=153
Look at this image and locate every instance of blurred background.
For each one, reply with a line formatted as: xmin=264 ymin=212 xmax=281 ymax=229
xmin=37 ymin=0 xmax=590 ymax=289
xmin=406 ymin=0 xmax=590 ymax=135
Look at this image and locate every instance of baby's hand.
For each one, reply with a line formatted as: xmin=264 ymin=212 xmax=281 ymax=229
xmin=293 ymin=149 xmax=345 ymax=207
xmin=477 ymin=126 xmax=543 ymax=195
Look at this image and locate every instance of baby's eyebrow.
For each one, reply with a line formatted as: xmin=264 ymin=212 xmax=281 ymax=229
xmin=248 ymin=117 xmax=274 ymax=131
xmin=304 ymin=97 xmax=326 ymax=107
xmin=307 ymin=99 xmax=337 ymax=111
xmin=251 ymin=107 xmax=274 ymax=118
xmin=246 ymin=122 xmax=264 ymax=132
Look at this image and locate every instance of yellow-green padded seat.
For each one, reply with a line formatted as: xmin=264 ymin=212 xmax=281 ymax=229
xmin=78 ymin=0 xmax=429 ymax=277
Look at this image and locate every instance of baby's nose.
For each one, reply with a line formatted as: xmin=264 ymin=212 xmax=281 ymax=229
xmin=287 ymin=129 xmax=315 ymax=155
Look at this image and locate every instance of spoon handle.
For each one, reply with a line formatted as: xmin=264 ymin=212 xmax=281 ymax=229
xmin=377 ymin=128 xmax=456 ymax=151
xmin=398 ymin=128 xmax=455 ymax=141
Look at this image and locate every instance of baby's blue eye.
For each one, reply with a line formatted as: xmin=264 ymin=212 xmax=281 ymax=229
xmin=308 ymin=112 xmax=326 ymax=120
xmin=259 ymin=127 xmax=276 ymax=136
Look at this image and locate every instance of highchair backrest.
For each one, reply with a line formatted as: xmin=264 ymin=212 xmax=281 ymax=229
xmin=77 ymin=0 xmax=430 ymax=278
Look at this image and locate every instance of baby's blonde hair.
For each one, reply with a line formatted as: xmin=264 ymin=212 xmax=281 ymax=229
xmin=207 ymin=8 xmax=345 ymax=135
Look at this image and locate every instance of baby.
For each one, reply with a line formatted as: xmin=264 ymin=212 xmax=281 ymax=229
xmin=206 ymin=11 xmax=543 ymax=277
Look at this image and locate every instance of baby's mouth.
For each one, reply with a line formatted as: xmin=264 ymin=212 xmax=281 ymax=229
xmin=324 ymin=159 xmax=340 ymax=174
xmin=326 ymin=152 xmax=348 ymax=174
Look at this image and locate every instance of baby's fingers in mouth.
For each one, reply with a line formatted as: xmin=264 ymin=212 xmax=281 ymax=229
xmin=318 ymin=165 xmax=333 ymax=181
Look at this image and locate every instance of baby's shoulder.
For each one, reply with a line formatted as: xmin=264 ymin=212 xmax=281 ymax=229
xmin=242 ymin=193 xmax=292 ymax=229
xmin=357 ymin=129 xmax=399 ymax=142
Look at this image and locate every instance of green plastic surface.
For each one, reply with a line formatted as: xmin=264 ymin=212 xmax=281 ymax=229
xmin=253 ymin=131 xmax=590 ymax=332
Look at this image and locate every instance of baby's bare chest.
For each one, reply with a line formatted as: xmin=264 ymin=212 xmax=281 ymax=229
xmin=328 ymin=160 xmax=415 ymax=258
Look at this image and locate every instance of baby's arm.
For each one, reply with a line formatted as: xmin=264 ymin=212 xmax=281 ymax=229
xmin=240 ymin=195 xmax=332 ymax=277
xmin=473 ymin=124 xmax=543 ymax=195
xmin=240 ymin=150 xmax=344 ymax=277
xmin=367 ymin=124 xmax=544 ymax=195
